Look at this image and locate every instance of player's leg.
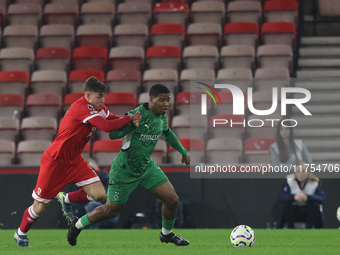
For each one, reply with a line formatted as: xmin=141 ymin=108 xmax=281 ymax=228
xmin=14 ymin=151 xmax=63 ymax=247
xmin=57 ymin=158 xmax=105 ymax=220
xmin=142 ymin=164 xmax=189 ymax=246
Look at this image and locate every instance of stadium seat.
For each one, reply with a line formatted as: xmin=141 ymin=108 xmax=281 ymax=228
xmin=206 ymin=137 xmax=243 ymax=164
xmin=0 ymin=118 xmax=19 ymax=142
xmin=114 ymin=24 xmax=148 ymax=48
xmin=180 ymin=68 xmax=215 ymax=92
xmin=244 ymin=137 xmax=276 ymax=163
xmin=30 ymin=70 xmax=67 ymax=96
xmin=246 ymin=114 xmax=281 ymax=138
xmin=43 ymin=3 xmax=79 ymax=27
xmin=3 ymin=25 xmax=38 ymax=50
xmin=257 ymin=44 xmax=293 ymax=71
xmin=21 ymin=116 xmax=57 ymax=141
xmin=220 ymin=45 xmax=255 ymax=70
xmin=0 ymin=94 xmax=24 ymax=119
xmin=80 ymin=1 xmax=115 ymax=26
xmin=264 ymin=0 xmax=298 ymax=25
xmin=224 ymin=22 xmax=259 ymax=48
xmin=227 ymin=1 xmax=262 ymax=25
xmin=318 ymin=0 xmax=340 ymax=16
xmin=150 ymin=23 xmax=185 ymax=49
xmin=183 ymin=46 xmax=219 ymax=70
xmin=208 ymin=114 xmax=245 ymax=139
xmin=63 ymin=92 xmax=83 ymax=113
xmin=106 ymin=69 xmax=141 ymax=94
xmin=7 ymin=3 xmax=42 ymax=26
xmin=254 ymin=67 xmax=290 ymax=91
xmin=76 ymin=24 xmax=112 ymax=48
xmin=17 ymin=140 xmax=51 ymax=166
xmin=92 ymin=140 xmax=122 ymax=166
xmin=68 ymin=69 xmax=105 ymax=93
xmin=190 ymin=1 xmax=225 ymax=25
xmin=0 ymin=71 xmax=29 ymax=96
xmin=175 ymin=91 xmax=206 ymax=115
xmin=39 ymin=24 xmax=74 ymax=49
xmin=169 ymin=138 xmax=205 ymax=164
xmin=72 ymin=46 xmax=108 ymax=71
xmin=143 ymin=69 xmax=178 ymax=94
xmin=261 ymin=22 xmax=297 ymax=47
xmin=146 ymin=46 xmax=181 ymax=70
xmin=151 ymin=139 xmax=167 ymax=164
xmin=116 ymin=2 xmax=152 ymax=25
xmin=0 ymin=140 xmax=15 ymax=166
xmin=172 ymin=114 xmax=207 ymax=140
xmin=0 ymin=47 xmax=34 ymax=73
xmin=104 ymin=92 xmax=137 ymax=116
xmin=0 ymin=5 xmax=5 ymax=28
xmin=187 ymin=23 xmax=222 ymax=47
xmin=109 ymin=46 xmax=145 ymax=71
xmin=35 ymin=47 xmax=70 ymax=72
xmin=153 ymin=2 xmax=189 ymax=25
xmin=216 ymin=68 xmax=253 ymax=92
xmin=26 ymin=93 xmax=62 ymax=119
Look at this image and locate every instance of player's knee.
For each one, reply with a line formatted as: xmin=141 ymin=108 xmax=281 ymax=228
xmin=166 ymin=193 xmax=179 ymax=208
xmin=91 ymin=192 xmax=106 ymax=202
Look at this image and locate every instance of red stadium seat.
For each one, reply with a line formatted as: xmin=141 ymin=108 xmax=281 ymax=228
xmin=92 ymin=140 xmax=122 ymax=166
xmin=72 ymin=46 xmax=108 ymax=71
xmin=0 ymin=71 xmax=29 ymax=97
xmin=169 ymin=138 xmax=205 ymax=164
xmin=209 ymin=114 xmax=245 ymax=139
xmin=175 ymin=91 xmax=207 ymax=115
xmin=0 ymin=94 xmax=24 ymax=119
xmin=35 ymin=47 xmax=70 ymax=72
xmin=146 ymin=46 xmax=181 ymax=70
xmin=264 ymin=0 xmax=299 ymax=25
xmin=224 ymin=22 xmax=259 ymax=47
xmin=68 ymin=69 xmax=105 ymax=93
xmin=244 ymin=137 xmax=276 ymax=163
xmin=26 ymin=93 xmax=62 ymax=119
xmin=43 ymin=3 xmax=79 ymax=27
xmin=104 ymin=92 xmax=137 ymax=116
xmin=261 ymin=22 xmax=297 ymax=46
xmin=150 ymin=23 xmax=185 ymax=48
xmin=106 ymin=69 xmax=141 ymax=94
xmin=153 ymin=2 xmax=190 ymax=25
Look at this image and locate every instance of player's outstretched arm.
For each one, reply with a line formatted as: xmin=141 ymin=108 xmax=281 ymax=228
xmin=162 ymin=128 xmax=188 ymax=165
xmin=88 ymin=115 xmax=132 ymax=132
xmin=109 ymin=110 xmax=141 ymax=139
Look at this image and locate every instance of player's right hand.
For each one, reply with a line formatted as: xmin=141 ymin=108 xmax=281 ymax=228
xmin=133 ymin=110 xmax=141 ymax=127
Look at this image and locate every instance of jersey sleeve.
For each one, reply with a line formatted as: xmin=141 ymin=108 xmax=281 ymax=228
xmin=76 ymin=102 xmax=106 ymax=124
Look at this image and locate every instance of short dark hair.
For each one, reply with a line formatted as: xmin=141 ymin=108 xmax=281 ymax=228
xmin=84 ymin=76 xmax=108 ymax=94
xmin=149 ymin=84 xmax=170 ymax=97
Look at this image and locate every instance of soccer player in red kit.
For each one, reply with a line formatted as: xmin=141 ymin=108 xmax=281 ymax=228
xmin=14 ymin=77 xmax=141 ymax=247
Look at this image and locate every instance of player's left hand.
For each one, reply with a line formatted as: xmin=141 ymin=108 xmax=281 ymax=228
xmin=181 ymin=154 xmax=190 ymax=166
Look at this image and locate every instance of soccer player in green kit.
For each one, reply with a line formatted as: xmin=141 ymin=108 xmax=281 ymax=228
xmin=67 ymin=84 xmax=191 ymax=246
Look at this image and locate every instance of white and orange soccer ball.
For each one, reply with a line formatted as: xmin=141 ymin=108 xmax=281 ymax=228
xmin=230 ymin=225 xmax=255 ymax=247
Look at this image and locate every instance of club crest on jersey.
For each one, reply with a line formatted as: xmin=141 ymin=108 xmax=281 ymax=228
xmin=87 ymin=104 xmax=97 ymax=114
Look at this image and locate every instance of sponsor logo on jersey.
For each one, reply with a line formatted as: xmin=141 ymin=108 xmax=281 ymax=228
xmin=87 ymin=104 xmax=97 ymax=114
xmin=139 ymin=134 xmax=161 ymax=141
xmin=144 ymin=124 xmax=150 ymax=129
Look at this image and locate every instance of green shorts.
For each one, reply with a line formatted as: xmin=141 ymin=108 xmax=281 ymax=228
xmin=107 ymin=152 xmax=169 ymax=204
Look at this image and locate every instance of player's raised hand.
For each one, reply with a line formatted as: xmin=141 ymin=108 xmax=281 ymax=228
xmin=181 ymin=154 xmax=190 ymax=166
xmin=133 ymin=110 xmax=141 ymax=128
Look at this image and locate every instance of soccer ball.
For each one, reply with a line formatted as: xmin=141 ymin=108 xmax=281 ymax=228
xmin=230 ymin=225 xmax=255 ymax=247
xmin=336 ymin=206 xmax=340 ymax=222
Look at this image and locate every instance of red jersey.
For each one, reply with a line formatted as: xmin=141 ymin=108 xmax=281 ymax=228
xmin=48 ymin=97 xmax=109 ymax=164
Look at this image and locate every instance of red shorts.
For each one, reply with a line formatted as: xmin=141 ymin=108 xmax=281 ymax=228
xmin=32 ymin=150 xmax=100 ymax=204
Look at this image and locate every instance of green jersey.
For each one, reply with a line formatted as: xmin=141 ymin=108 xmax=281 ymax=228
xmin=109 ymin=103 xmax=187 ymax=175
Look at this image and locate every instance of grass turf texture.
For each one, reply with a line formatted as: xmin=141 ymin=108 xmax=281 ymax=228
xmin=2 ymin=229 xmax=340 ymax=255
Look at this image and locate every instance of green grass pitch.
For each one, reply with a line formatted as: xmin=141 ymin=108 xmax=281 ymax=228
xmin=2 ymin=229 xmax=340 ymax=255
